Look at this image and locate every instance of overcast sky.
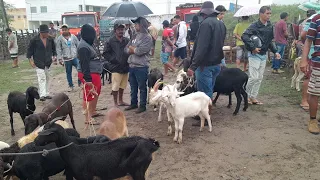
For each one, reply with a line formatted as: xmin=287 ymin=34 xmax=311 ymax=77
xmin=4 ymin=0 xmax=313 ymax=15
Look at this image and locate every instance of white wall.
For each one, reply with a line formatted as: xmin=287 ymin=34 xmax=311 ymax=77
xmin=146 ymin=14 xmax=176 ymax=30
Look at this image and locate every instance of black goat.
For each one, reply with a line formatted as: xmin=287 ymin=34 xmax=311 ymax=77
xmin=174 ymin=70 xmax=197 ymax=96
xmin=34 ymin=119 xmax=160 ymax=180
xmin=213 ymin=67 xmax=249 ymax=115
xmin=23 ymin=92 xmax=76 ymax=135
xmin=7 ymin=86 xmax=40 ymax=136
xmin=6 ymin=129 xmax=111 ymax=180
xmin=148 ymin=68 xmax=163 ymax=107
xmin=101 ymin=61 xmax=112 ymax=86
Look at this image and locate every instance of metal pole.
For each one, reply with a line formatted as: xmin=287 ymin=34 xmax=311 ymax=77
xmin=235 ymin=0 xmax=238 ymax=13
xmin=258 ymin=0 xmax=261 ymax=4
xmin=0 ymin=0 xmax=9 ymax=28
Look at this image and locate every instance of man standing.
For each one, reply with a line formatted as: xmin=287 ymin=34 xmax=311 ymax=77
xmin=216 ymin=5 xmax=227 ymax=21
xmin=161 ymin=20 xmax=176 ymax=76
xmin=148 ymin=21 xmax=158 ymax=58
xmin=242 ymin=6 xmax=281 ymax=105
xmin=103 ymin=23 xmax=130 ymax=107
xmin=6 ymin=28 xmax=19 ymax=68
xmin=56 ymin=24 xmax=80 ymax=92
xmin=27 ymin=24 xmax=57 ymax=101
xmin=300 ymin=12 xmax=320 ymax=134
xmin=186 ymin=1 xmax=226 ymax=102
xmin=124 ymin=17 xmax=152 ymax=114
xmin=272 ymin=12 xmax=289 ymax=74
xmin=172 ymin=15 xmax=187 ymax=66
xmin=48 ymin=22 xmax=57 ymax=39
xmin=234 ymin=16 xmax=250 ymax=71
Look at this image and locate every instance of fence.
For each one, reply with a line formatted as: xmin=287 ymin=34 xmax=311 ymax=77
xmin=0 ymin=30 xmax=38 ymax=60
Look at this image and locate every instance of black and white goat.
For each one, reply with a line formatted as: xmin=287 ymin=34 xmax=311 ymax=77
xmin=7 ymin=86 xmax=40 ymax=136
xmin=174 ymin=69 xmax=196 ymax=96
xmin=34 ymin=118 xmax=160 ymax=180
xmin=213 ymin=67 xmax=249 ymax=115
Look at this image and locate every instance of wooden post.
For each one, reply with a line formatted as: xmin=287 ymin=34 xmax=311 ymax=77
xmin=0 ymin=0 xmax=9 ymax=28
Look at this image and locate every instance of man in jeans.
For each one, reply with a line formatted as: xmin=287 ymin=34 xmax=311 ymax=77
xmin=56 ymin=24 xmax=80 ymax=92
xmin=272 ymin=12 xmax=289 ymax=74
xmin=186 ymin=1 xmax=226 ymax=126
xmin=301 ymin=12 xmax=320 ymax=134
xmin=125 ymin=17 xmax=152 ymax=113
xmin=242 ymin=6 xmax=281 ymax=105
xmin=27 ymin=24 xmax=57 ymax=101
xmin=103 ymin=23 xmax=130 ymax=107
xmin=172 ymin=15 xmax=187 ymax=66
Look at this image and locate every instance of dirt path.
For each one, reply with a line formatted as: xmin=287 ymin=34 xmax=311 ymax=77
xmin=0 ymin=65 xmax=319 ymax=180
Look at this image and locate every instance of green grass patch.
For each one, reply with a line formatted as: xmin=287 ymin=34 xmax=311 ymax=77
xmin=0 ymin=60 xmax=64 ymax=95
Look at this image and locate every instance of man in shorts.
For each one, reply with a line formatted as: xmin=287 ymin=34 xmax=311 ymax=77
xmin=172 ymin=15 xmax=187 ymax=66
xmin=103 ymin=23 xmax=130 ymax=107
xmin=233 ymin=16 xmax=250 ymax=71
xmin=6 ymin=28 xmax=19 ymax=68
xmin=300 ymin=12 xmax=320 ymax=134
xmin=161 ymin=20 xmax=176 ymax=76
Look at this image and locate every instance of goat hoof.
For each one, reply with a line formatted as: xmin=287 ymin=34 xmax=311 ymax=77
xmin=173 ymin=137 xmax=178 ymax=142
xmin=297 ymin=89 xmax=301 ymax=92
xmin=227 ymin=105 xmax=231 ymax=108
xmin=209 ymin=128 xmax=212 ymax=132
xmin=243 ymin=108 xmax=247 ymax=111
xmin=153 ymin=108 xmax=157 ymax=112
xmin=11 ymin=131 xmax=15 ymax=136
xmin=177 ymin=138 xmax=182 ymax=144
xmin=199 ymin=128 xmax=203 ymax=132
xmin=233 ymin=112 xmax=238 ymax=116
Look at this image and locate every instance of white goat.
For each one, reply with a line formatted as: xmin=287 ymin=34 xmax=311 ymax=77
xmin=149 ymin=79 xmax=169 ymax=122
xmin=151 ymin=85 xmax=212 ymax=144
xmin=0 ymin=141 xmax=9 ymax=150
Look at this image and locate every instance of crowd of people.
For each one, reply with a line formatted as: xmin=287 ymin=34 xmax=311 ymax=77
xmin=6 ymin=1 xmax=320 ymax=134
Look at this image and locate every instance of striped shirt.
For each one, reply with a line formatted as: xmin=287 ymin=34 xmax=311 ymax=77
xmin=307 ymin=14 xmax=320 ymax=62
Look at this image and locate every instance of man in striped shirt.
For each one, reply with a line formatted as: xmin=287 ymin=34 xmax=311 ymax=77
xmin=301 ymin=12 xmax=320 ymax=134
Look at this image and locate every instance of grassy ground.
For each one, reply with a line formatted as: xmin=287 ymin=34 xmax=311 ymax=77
xmin=0 ymin=59 xmax=64 ymax=94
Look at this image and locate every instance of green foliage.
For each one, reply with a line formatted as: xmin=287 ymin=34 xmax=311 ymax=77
xmin=0 ymin=2 xmax=14 ymax=25
xmin=224 ymin=4 xmax=306 ymax=32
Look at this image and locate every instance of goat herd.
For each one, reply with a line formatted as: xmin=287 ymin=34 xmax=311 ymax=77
xmin=0 ymin=66 xmax=249 ymax=180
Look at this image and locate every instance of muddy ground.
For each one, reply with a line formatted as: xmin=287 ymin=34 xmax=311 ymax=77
xmin=0 ymin=64 xmax=319 ymax=180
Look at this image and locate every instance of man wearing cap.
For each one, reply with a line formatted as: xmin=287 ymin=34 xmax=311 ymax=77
xmin=103 ymin=23 xmax=130 ymax=107
xmin=186 ymin=1 xmax=226 ymax=101
xmin=242 ymin=6 xmax=280 ymax=105
xmin=56 ymin=24 xmax=80 ymax=92
xmin=27 ymin=24 xmax=57 ymax=101
xmin=161 ymin=20 xmax=176 ymax=75
xmin=124 ymin=16 xmax=153 ymax=114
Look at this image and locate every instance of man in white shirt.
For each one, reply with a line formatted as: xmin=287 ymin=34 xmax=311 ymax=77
xmin=172 ymin=15 xmax=187 ymax=66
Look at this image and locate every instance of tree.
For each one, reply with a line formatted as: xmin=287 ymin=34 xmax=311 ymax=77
xmin=0 ymin=1 xmax=14 ymax=28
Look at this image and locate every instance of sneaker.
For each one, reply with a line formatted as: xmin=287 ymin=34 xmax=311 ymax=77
xmin=272 ymin=69 xmax=278 ymax=74
xmin=125 ymin=105 xmax=138 ymax=111
xmin=136 ymin=106 xmax=146 ymax=114
xmin=40 ymin=97 xmax=46 ymax=101
xmin=308 ymin=119 xmax=320 ymax=134
xmin=45 ymin=96 xmax=52 ymax=99
xmin=68 ymin=87 xmax=74 ymax=92
xmin=277 ymin=70 xmax=284 ymax=73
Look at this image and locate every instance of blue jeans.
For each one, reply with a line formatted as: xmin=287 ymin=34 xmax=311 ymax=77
xmin=129 ymin=67 xmax=149 ymax=107
xmin=65 ymin=58 xmax=81 ymax=87
xmin=272 ymin=43 xmax=286 ymax=70
xmin=195 ymin=65 xmax=221 ymax=99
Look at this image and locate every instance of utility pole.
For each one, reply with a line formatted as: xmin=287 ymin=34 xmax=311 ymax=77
xmin=0 ymin=0 xmax=9 ymax=28
xmin=258 ymin=0 xmax=261 ymax=4
xmin=235 ymin=0 xmax=238 ymax=13
xmin=167 ymin=0 xmax=171 ymax=14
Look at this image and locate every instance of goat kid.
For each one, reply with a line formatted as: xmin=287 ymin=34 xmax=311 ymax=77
xmin=147 ymin=68 xmax=164 ymax=111
xmin=7 ymin=86 xmax=40 ymax=136
xmin=291 ymin=57 xmax=304 ymax=91
xmin=149 ymin=79 xmax=167 ymax=122
xmin=151 ymin=85 xmax=212 ymax=144
xmin=34 ymin=118 xmax=160 ymax=180
xmin=99 ymin=107 xmax=129 ymax=140
xmin=23 ymin=92 xmax=76 ymax=135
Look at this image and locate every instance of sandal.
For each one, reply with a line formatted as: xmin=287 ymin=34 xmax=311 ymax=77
xmin=252 ymin=101 xmax=263 ymax=105
xmin=91 ymin=113 xmax=104 ymax=118
xmin=248 ymin=99 xmax=253 ymax=105
xmin=85 ymin=118 xmax=100 ymax=125
xmin=118 ymin=102 xmax=130 ymax=106
xmin=300 ymin=104 xmax=309 ymax=111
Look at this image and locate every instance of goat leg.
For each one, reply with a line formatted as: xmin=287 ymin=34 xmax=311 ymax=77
xmin=212 ymin=93 xmax=220 ymax=105
xmin=233 ymin=89 xmax=242 ymax=116
xmin=241 ymin=88 xmax=248 ymax=111
xmin=227 ymin=94 xmax=232 ymax=108
xmin=9 ymin=108 xmax=15 ymax=136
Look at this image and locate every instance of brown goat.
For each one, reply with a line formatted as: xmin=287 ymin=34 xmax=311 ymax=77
xmin=99 ymin=107 xmax=128 ymax=140
xmin=23 ymin=92 xmax=76 ymax=135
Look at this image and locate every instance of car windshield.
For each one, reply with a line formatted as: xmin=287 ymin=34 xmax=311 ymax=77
xmin=62 ymin=14 xmax=95 ymax=28
xmin=185 ymin=14 xmax=203 ymax=24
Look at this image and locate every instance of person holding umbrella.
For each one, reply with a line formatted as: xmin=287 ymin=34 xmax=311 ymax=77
xmin=125 ymin=17 xmax=153 ymax=114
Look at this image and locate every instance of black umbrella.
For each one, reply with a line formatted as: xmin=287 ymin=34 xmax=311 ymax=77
xmin=103 ymin=0 xmax=153 ymax=18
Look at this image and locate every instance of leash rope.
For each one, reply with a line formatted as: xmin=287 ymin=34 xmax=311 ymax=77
xmin=45 ymin=98 xmax=71 ymax=120
xmin=83 ymin=83 xmax=97 ymax=136
xmin=0 ymin=142 xmax=73 ymax=157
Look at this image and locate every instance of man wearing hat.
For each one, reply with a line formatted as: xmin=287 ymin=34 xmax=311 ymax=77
xmin=186 ymin=1 xmax=226 ymax=124
xmin=27 ymin=24 xmax=57 ymax=101
xmin=124 ymin=16 xmax=153 ymax=114
xmin=56 ymin=24 xmax=80 ymax=92
xmin=103 ymin=23 xmax=130 ymax=107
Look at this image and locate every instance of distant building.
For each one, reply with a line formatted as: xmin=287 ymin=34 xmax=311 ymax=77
xmin=7 ymin=8 xmax=28 ymax=30
xmin=25 ymin=0 xmax=107 ymax=30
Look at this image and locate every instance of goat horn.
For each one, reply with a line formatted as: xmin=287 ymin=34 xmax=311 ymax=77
xmin=153 ymin=79 xmax=163 ymax=92
xmin=49 ymin=116 xmax=67 ymax=125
